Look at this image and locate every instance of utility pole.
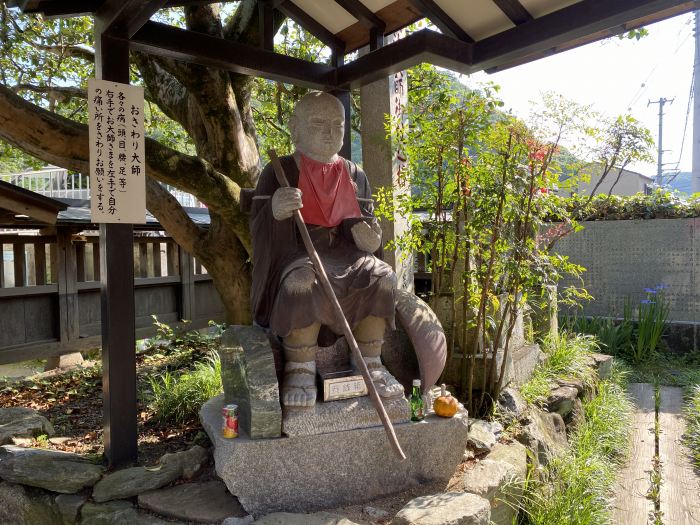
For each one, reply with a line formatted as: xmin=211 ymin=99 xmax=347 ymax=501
xmin=649 ymin=97 xmax=674 ymax=188
xmin=692 ymin=10 xmax=700 ymax=194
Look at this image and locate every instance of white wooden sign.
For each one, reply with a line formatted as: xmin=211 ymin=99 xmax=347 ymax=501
xmin=88 ymin=78 xmax=146 ymax=224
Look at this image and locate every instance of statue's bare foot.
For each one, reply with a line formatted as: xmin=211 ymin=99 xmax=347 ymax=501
xmin=361 ymin=357 xmax=405 ymax=399
xmin=281 ymin=361 xmax=317 ymax=408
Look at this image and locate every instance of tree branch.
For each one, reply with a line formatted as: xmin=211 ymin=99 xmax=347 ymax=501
xmin=11 ymin=83 xmax=87 ymax=102
xmin=0 ymin=83 xmax=251 ymax=254
xmin=34 ymin=43 xmax=95 ymax=62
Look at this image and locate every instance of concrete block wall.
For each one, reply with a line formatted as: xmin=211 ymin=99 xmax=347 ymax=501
xmin=554 ymin=218 xmax=699 ymax=325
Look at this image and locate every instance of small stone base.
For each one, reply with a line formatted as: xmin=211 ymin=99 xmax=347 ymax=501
xmin=201 ymin=395 xmax=469 ymax=517
xmin=282 ymin=395 xmax=410 ymax=437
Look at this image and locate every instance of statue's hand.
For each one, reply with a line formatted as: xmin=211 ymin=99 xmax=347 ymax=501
xmin=271 ymin=187 xmax=303 ymax=220
xmin=351 ymin=220 xmax=381 ymax=253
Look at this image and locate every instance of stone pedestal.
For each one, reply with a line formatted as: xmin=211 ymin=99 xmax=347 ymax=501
xmin=201 ymin=395 xmax=469 ymax=517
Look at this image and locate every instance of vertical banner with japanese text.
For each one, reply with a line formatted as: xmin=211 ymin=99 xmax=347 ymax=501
xmin=88 ymin=78 xmax=146 ymax=224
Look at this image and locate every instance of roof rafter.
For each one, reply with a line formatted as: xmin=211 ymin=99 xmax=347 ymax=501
xmin=407 ymin=0 xmax=474 ymax=43
xmin=96 ymin=0 xmax=169 ymax=38
xmin=492 ymin=0 xmax=533 ymax=25
xmin=333 ymin=0 xmax=386 ymax=30
xmin=276 ymin=0 xmax=345 ymax=52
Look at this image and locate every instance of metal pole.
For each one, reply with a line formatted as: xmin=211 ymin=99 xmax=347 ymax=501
xmin=648 ymin=97 xmax=674 ymax=188
xmin=693 ymin=10 xmax=700 ymax=194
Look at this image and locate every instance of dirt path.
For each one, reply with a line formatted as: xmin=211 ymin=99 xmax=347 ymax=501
xmin=613 ymin=383 xmax=700 ymax=524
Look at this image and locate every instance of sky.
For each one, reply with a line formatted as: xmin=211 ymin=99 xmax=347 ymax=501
xmin=466 ymin=11 xmax=696 ymax=178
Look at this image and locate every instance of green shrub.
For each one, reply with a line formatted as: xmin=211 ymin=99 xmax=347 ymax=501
xmin=561 ymin=315 xmax=633 ymax=357
xmin=520 ymin=332 xmax=598 ymax=403
xmin=684 ymin=385 xmax=700 ymax=469
xmin=146 ymin=351 xmax=222 ymax=424
xmin=520 ymin=366 xmax=633 ymax=525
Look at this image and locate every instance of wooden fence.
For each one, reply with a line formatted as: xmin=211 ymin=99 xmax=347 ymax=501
xmin=0 ymin=231 xmax=225 ymax=364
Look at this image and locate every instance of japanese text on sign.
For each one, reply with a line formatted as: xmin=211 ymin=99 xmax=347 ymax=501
xmin=88 ymin=78 xmax=146 ymax=224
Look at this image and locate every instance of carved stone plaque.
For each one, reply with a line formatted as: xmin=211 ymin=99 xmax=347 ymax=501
xmin=319 ymin=370 xmax=367 ymax=402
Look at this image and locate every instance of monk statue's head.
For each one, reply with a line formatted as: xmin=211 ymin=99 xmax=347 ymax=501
xmin=290 ymin=91 xmax=345 ymax=163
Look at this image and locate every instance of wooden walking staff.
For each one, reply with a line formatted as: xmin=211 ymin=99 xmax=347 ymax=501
xmin=268 ymin=149 xmax=407 ymax=461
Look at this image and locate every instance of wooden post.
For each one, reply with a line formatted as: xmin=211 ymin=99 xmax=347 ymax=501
xmin=153 ymin=242 xmax=162 ymax=277
xmin=13 ymin=242 xmax=25 ymax=287
xmin=178 ymin=246 xmax=195 ymax=321
xmin=57 ymin=228 xmax=79 ymax=344
xmin=95 ymin=25 xmax=138 ymax=467
xmin=35 ymin=242 xmax=46 ymax=285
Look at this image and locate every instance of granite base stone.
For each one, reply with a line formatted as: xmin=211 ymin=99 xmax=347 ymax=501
xmin=282 ymin=395 xmax=410 ymax=437
xmin=201 ymin=395 xmax=469 ymax=517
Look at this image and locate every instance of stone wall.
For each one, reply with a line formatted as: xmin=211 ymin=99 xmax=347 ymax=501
xmin=554 ymin=218 xmax=699 ymax=325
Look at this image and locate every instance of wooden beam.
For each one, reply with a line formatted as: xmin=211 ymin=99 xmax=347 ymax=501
xmin=475 ymin=0 xmax=700 ymax=72
xmin=277 ymin=0 xmax=345 ymax=52
xmin=96 ymin=0 xmax=169 ymax=38
xmin=336 ymin=29 xmax=473 ymax=88
xmin=492 ymin=0 xmax=533 ymax=25
xmin=0 ymin=195 xmax=59 ymax=224
xmin=407 ymin=0 xmax=474 ymax=43
xmin=333 ymin=0 xmax=386 ymax=31
xmin=128 ymin=21 xmax=335 ymax=90
xmin=258 ymin=0 xmax=275 ymax=51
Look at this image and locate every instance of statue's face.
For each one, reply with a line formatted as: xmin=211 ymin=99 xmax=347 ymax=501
xmin=291 ymin=94 xmax=345 ymax=162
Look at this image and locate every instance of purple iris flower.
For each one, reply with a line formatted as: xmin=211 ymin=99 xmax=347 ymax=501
xmin=640 ymin=299 xmax=656 ymax=305
xmin=643 ymin=288 xmax=657 ymax=294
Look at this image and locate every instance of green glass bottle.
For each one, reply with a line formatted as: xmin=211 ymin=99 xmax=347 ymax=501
xmin=410 ymin=379 xmax=424 ymax=421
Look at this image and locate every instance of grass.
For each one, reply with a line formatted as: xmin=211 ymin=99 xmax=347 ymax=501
xmin=519 ymin=364 xmax=633 ymax=525
xmin=623 ymin=352 xmax=700 ymax=388
xmin=145 ymin=350 xmax=223 ymax=425
xmin=519 ymin=332 xmax=598 ymax=404
xmin=684 ymin=384 xmax=700 ymax=469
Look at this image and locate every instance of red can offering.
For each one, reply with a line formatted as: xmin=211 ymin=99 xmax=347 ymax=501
xmin=222 ymin=404 xmax=239 ymax=438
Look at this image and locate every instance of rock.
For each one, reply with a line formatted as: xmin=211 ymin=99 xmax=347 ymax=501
xmin=92 ymin=464 xmax=179 ymax=503
xmin=546 ymin=386 xmax=578 ymax=417
xmin=497 ymin=388 xmax=527 ymax=422
xmin=487 ymin=442 xmax=529 ymax=481
xmin=511 ymin=344 xmax=544 ymax=386
xmin=590 ymin=353 xmax=613 ymax=380
xmin=81 ymin=501 xmax=171 ymax=525
xmin=55 ymin=493 xmax=88 ymax=524
xmin=468 ymin=419 xmax=497 ymax=453
xmin=223 ymin=516 xmax=254 ymax=525
xmin=490 ymin=421 xmax=504 ymax=437
xmin=253 ymin=512 xmax=360 ymax=524
xmin=49 ymin=437 xmax=73 ymax=446
xmin=0 ymin=407 xmax=55 ymax=445
xmin=363 ymin=506 xmax=390 ymax=520
xmin=392 ymin=492 xmax=490 ymax=525
xmin=0 ymin=481 xmax=63 ymax=524
xmin=517 ymin=409 xmax=567 ymax=465
xmin=282 ymin=395 xmax=410 ymax=437
xmin=0 ymin=445 xmax=104 ymax=493
xmin=463 ymin=459 xmax=521 ymax=525
xmin=138 ymin=480 xmax=245 ymax=523
xmin=565 ymin=398 xmax=585 ymax=430
xmin=554 ymin=378 xmax=584 ymax=395
xmin=201 ymin=395 xmax=469 ymax=516
xmin=11 ymin=437 xmax=33 ymax=446
xmin=159 ymin=445 xmax=209 ymax=480
xmin=44 ymin=352 xmax=84 ymax=371
xmin=93 ymin=446 xmax=209 ymax=502
xmin=220 ymin=325 xmax=283 ymax=439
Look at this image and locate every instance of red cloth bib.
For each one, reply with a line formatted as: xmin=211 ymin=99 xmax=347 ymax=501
xmin=297 ymin=153 xmax=361 ymax=227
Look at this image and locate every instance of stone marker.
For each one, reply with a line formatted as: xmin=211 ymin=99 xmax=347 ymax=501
xmin=0 ymin=407 xmax=55 ymax=445
xmin=511 ymin=344 xmax=544 ymax=386
xmin=392 ymin=492 xmax=490 ymax=525
xmin=463 ymin=459 xmax=521 ymax=525
xmin=0 ymin=445 xmax=104 ymax=493
xmin=220 ymin=325 xmax=283 ymax=439
xmin=201 ymin=395 xmax=469 ymax=516
xmin=253 ymin=511 xmax=360 ymax=525
xmin=138 ymin=480 xmax=246 ymax=523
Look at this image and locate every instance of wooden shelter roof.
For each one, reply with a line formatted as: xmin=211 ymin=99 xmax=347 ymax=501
xmin=7 ymin=0 xmax=699 ymax=89
xmin=0 ymin=179 xmax=68 ymax=225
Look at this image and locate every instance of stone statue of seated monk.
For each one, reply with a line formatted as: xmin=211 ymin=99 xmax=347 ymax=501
xmin=250 ymin=91 xmax=404 ymax=408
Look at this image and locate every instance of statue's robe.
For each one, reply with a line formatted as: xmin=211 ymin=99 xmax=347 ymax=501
xmin=250 ymin=155 xmax=396 ymax=343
